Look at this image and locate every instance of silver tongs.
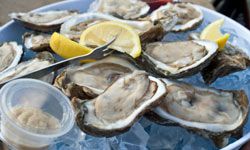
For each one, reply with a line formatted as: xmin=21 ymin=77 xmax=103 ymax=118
xmin=0 ymin=38 xmax=117 ymax=88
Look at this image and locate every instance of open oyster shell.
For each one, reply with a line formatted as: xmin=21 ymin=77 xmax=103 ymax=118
xmin=0 ymin=51 xmax=55 ymax=84
xmin=72 ymin=71 xmax=166 ymax=137
xmin=54 ymin=54 xmax=138 ymax=99
xmin=137 ymin=40 xmax=218 ymax=78
xmin=10 ymin=10 xmax=78 ymax=32
xmin=148 ymin=79 xmax=249 ymax=148
xmin=0 ymin=42 xmax=23 ymax=73
xmin=60 ymin=13 xmax=165 ymax=43
xmin=150 ymin=3 xmax=203 ymax=32
xmin=88 ymin=0 xmax=150 ymax=20
xmin=23 ymin=32 xmax=52 ymax=52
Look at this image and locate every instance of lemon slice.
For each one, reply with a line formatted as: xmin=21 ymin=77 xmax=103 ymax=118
xmin=200 ymin=19 xmax=230 ymax=50
xmin=80 ymin=21 xmax=141 ymax=58
xmin=50 ymin=32 xmax=92 ymax=59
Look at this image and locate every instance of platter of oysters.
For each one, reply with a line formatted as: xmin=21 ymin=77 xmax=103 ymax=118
xmin=1 ymin=0 xmax=250 ymax=149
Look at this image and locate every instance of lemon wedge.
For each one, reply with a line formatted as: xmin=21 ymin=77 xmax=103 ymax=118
xmin=200 ymin=19 xmax=230 ymax=50
xmin=80 ymin=21 xmax=141 ymax=58
xmin=50 ymin=32 xmax=92 ymax=59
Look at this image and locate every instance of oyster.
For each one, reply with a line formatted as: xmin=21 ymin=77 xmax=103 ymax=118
xmin=202 ymin=43 xmax=250 ymax=84
xmin=0 ymin=51 xmax=55 ymax=84
xmin=88 ymin=0 xmax=150 ymax=20
xmin=0 ymin=42 xmax=23 ymax=73
xmin=72 ymin=70 xmax=166 ymax=136
xmin=10 ymin=10 xmax=78 ymax=32
xmin=189 ymin=33 xmax=250 ymax=84
xmin=138 ymin=40 xmax=218 ymax=78
xmin=54 ymin=55 xmax=138 ymax=99
xmin=23 ymin=32 xmax=51 ymax=52
xmin=150 ymin=3 xmax=203 ymax=32
xmin=60 ymin=13 xmax=165 ymax=43
xmin=151 ymin=79 xmax=249 ymax=147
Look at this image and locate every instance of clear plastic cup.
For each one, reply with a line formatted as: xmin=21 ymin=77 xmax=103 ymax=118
xmin=0 ymin=79 xmax=75 ymax=150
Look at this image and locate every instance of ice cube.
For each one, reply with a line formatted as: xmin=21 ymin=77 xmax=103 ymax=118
xmin=49 ymin=124 xmax=85 ymax=150
xmin=146 ymin=123 xmax=218 ymax=150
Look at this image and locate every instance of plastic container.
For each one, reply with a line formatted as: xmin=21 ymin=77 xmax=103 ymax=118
xmin=0 ymin=79 xmax=75 ymax=150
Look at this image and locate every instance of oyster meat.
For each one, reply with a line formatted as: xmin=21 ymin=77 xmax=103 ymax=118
xmin=0 ymin=52 xmax=55 ymax=84
xmin=0 ymin=42 xmax=23 ymax=73
xmin=88 ymin=0 xmax=150 ymax=20
xmin=138 ymin=40 xmax=218 ymax=78
xmin=151 ymin=79 xmax=249 ymax=147
xmin=72 ymin=70 xmax=166 ymax=136
xmin=54 ymin=54 xmax=138 ymax=99
xmin=10 ymin=10 xmax=78 ymax=32
xmin=23 ymin=32 xmax=51 ymax=52
xmin=60 ymin=13 xmax=165 ymax=43
xmin=150 ymin=3 xmax=203 ymax=32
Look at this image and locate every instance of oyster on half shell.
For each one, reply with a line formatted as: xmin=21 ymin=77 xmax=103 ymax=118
xmin=138 ymin=40 xmax=218 ymax=78
xmin=150 ymin=3 xmax=203 ymax=32
xmin=150 ymin=79 xmax=249 ymax=148
xmin=0 ymin=51 xmax=55 ymax=84
xmin=72 ymin=70 xmax=166 ymax=137
xmin=23 ymin=32 xmax=51 ymax=52
xmin=10 ymin=10 xmax=78 ymax=32
xmin=54 ymin=55 xmax=138 ymax=99
xmin=88 ymin=0 xmax=150 ymax=20
xmin=0 ymin=42 xmax=23 ymax=73
xmin=60 ymin=13 xmax=165 ymax=43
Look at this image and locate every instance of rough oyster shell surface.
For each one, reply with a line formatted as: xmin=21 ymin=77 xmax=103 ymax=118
xmin=10 ymin=10 xmax=79 ymax=32
xmin=88 ymin=0 xmax=150 ymax=20
xmin=201 ymin=43 xmax=250 ymax=84
xmin=151 ymin=3 xmax=203 ymax=32
xmin=151 ymin=79 xmax=249 ymax=147
xmin=138 ymin=40 xmax=218 ymax=78
xmin=72 ymin=70 xmax=166 ymax=137
xmin=54 ymin=54 xmax=138 ymax=99
xmin=189 ymin=33 xmax=250 ymax=84
xmin=0 ymin=42 xmax=23 ymax=73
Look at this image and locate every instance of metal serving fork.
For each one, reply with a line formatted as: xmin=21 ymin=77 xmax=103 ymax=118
xmin=0 ymin=38 xmax=117 ymax=88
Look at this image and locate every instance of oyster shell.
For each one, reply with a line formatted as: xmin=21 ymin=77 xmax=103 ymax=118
xmin=60 ymin=13 xmax=165 ymax=43
xmin=88 ymin=0 xmax=150 ymax=20
xmin=151 ymin=79 xmax=249 ymax=148
xmin=150 ymin=3 xmax=203 ymax=32
xmin=23 ymin=32 xmax=51 ymax=52
xmin=189 ymin=32 xmax=250 ymax=84
xmin=10 ymin=10 xmax=78 ymax=32
xmin=0 ymin=51 xmax=55 ymax=84
xmin=138 ymin=40 xmax=218 ymax=78
xmin=201 ymin=43 xmax=250 ymax=84
xmin=72 ymin=70 xmax=166 ymax=137
xmin=0 ymin=42 xmax=23 ymax=73
xmin=54 ymin=54 xmax=138 ymax=99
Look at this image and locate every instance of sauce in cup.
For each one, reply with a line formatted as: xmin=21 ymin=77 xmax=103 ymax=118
xmin=0 ymin=79 xmax=74 ymax=150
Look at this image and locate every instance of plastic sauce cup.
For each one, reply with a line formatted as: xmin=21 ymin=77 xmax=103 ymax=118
xmin=0 ymin=79 xmax=75 ymax=150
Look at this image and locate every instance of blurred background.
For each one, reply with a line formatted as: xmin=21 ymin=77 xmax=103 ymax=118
xmin=0 ymin=0 xmax=250 ymax=29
